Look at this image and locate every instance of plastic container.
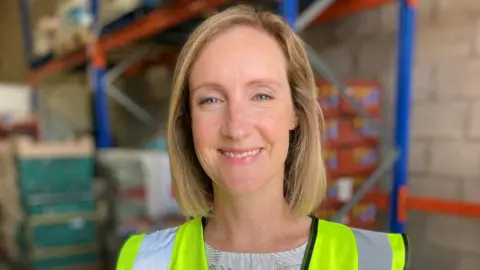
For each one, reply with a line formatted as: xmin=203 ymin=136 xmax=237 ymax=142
xmin=23 ymin=212 xmax=98 ymax=249
xmin=23 ymin=192 xmax=96 ymax=216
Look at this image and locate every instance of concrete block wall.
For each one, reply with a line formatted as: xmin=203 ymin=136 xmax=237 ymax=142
xmin=302 ymin=1 xmax=480 ymax=269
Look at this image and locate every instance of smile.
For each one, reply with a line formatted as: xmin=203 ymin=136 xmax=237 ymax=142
xmin=219 ymin=148 xmax=262 ymax=159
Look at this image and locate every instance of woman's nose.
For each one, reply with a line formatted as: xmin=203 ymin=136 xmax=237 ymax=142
xmin=220 ymin=100 xmax=252 ymax=141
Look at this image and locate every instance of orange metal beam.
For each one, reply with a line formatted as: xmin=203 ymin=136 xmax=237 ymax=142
xmin=99 ymin=0 xmax=227 ymax=52
xmin=315 ymin=0 xmax=395 ymax=23
xmin=408 ymin=197 xmax=480 ymax=219
xmin=369 ymin=192 xmax=480 ymax=218
xmin=30 ymin=50 xmax=87 ymax=83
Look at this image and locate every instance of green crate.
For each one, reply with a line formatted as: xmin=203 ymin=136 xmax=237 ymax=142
xmin=17 ymin=157 xmax=94 ymax=195
xmin=33 ymin=251 xmax=101 ymax=270
xmin=25 ymin=243 xmax=102 ymax=270
xmin=23 ymin=193 xmax=97 ymax=215
xmin=25 ymin=212 xmax=98 ymax=249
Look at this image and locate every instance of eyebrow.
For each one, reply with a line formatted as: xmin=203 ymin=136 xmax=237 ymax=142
xmin=191 ymin=78 xmax=282 ymax=92
xmin=190 ymin=82 xmax=223 ymax=93
xmin=247 ymin=78 xmax=282 ymax=88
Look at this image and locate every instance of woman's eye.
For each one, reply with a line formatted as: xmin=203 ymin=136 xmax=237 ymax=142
xmin=199 ymin=97 xmax=220 ymax=105
xmin=254 ymin=94 xmax=272 ymax=101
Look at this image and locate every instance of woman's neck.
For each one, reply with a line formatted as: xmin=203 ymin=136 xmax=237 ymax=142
xmin=203 ymin=184 xmax=311 ymax=253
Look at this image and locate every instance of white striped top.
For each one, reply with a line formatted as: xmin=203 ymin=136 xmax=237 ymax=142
xmin=205 ymin=242 xmax=307 ymax=270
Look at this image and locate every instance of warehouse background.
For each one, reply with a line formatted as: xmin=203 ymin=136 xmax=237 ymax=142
xmin=0 ymin=0 xmax=479 ymax=269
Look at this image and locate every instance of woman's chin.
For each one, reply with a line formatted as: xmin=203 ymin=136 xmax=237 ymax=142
xmin=216 ymin=177 xmax=267 ymax=198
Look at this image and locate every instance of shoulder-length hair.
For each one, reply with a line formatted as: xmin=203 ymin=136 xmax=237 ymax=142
xmin=167 ymin=5 xmax=326 ymax=218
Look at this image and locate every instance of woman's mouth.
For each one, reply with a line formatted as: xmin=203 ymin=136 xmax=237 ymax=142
xmin=219 ymin=148 xmax=262 ymax=159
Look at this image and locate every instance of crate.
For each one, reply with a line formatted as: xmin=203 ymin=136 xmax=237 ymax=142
xmin=23 ymin=212 xmax=98 ymax=249
xmin=17 ymin=158 xmax=94 ymax=194
xmin=23 ymin=192 xmax=96 ymax=215
xmin=15 ymin=136 xmax=94 ymax=196
xmin=29 ymin=243 xmax=102 ymax=270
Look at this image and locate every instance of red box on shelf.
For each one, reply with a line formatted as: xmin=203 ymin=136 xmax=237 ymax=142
xmin=325 ymin=146 xmax=378 ymax=178
xmin=313 ymin=207 xmax=336 ymax=220
xmin=348 ymin=203 xmax=378 ymax=229
xmin=313 ymin=202 xmax=378 ymax=231
xmin=324 ymin=149 xmax=339 ymax=173
xmin=348 ymin=219 xmax=378 ymax=230
xmin=340 ymin=83 xmax=381 ymax=116
xmin=317 ymin=80 xmax=381 ymax=118
xmin=323 ymin=117 xmax=379 ymax=148
xmin=317 ymin=83 xmax=340 ymax=118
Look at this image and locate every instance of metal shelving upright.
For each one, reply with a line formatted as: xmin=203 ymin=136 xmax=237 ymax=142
xmin=390 ymin=0 xmax=417 ymax=234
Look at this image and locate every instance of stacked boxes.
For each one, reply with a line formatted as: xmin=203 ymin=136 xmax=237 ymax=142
xmin=316 ymin=81 xmax=381 ymax=230
xmin=14 ymin=136 xmax=102 ymax=269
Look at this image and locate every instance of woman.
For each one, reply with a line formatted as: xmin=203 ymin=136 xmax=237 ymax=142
xmin=117 ymin=5 xmax=408 ymax=270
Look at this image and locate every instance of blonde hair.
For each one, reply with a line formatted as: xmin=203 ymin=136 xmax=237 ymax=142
xmin=167 ymin=5 xmax=326 ymax=218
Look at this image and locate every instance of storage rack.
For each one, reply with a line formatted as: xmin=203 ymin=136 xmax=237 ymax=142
xmin=17 ymin=0 xmax=480 ymax=236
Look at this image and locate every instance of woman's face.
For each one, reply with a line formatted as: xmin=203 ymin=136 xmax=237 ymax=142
xmin=189 ymin=25 xmax=297 ymax=197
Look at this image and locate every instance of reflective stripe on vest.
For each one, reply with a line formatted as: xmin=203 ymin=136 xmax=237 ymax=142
xmin=117 ymin=218 xmax=408 ymax=270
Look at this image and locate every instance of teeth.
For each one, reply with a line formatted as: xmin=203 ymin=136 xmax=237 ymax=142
xmin=222 ymin=149 xmax=260 ymax=159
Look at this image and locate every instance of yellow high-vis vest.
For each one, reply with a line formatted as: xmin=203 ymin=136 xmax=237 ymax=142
xmin=116 ymin=217 xmax=409 ymax=270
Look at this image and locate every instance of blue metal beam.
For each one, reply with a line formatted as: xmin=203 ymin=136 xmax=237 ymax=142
xmin=91 ymin=0 xmax=112 ymax=148
xmin=93 ymin=67 xmax=112 ymax=148
xmin=19 ymin=0 xmax=33 ymax=63
xmin=390 ymin=0 xmax=417 ymax=233
xmin=280 ymin=0 xmax=299 ymax=28
xmin=18 ymin=0 xmax=42 ymax=139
